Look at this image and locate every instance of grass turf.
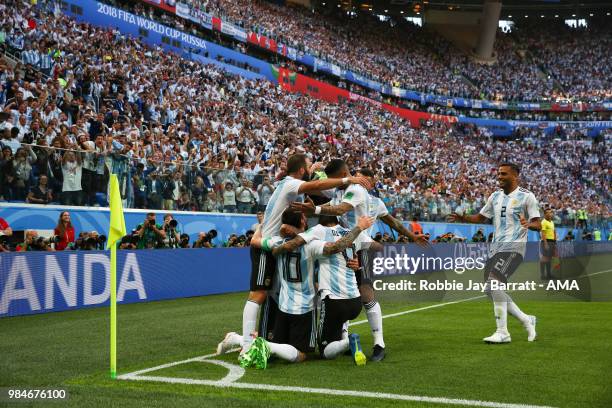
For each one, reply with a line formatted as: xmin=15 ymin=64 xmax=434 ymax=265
xmin=1 ymin=267 xmax=611 ymax=407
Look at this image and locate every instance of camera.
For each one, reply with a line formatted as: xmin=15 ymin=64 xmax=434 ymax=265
xmin=75 ymin=233 xmax=107 ymax=250
xmin=119 ymin=230 xmax=140 ymax=249
xmin=179 ymin=233 xmax=190 ymax=248
xmin=194 ymin=229 xmax=217 ymax=248
xmin=168 ymin=219 xmax=178 ymax=229
xmin=31 ymin=235 xmax=61 ymax=250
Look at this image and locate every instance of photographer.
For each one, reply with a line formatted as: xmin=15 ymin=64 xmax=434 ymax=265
xmin=192 ymin=229 xmax=217 ymax=248
xmin=178 ymin=233 xmax=190 ymax=248
xmin=17 ymin=230 xmax=55 ymax=252
xmin=136 ymin=213 xmax=166 ymax=249
xmin=0 ymin=217 xmax=12 ymax=252
xmin=74 ymin=231 xmax=107 ymax=250
xmin=119 ymin=230 xmax=140 ymax=250
xmin=162 ymin=214 xmax=181 ymax=249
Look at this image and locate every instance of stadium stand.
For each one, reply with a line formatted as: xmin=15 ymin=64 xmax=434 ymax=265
xmin=0 ymin=0 xmax=609 ymax=228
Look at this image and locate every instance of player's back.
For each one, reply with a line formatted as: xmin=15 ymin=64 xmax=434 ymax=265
xmin=261 ymin=176 xmax=304 ymax=238
xmin=339 ymin=184 xmax=376 ymax=229
xmin=304 ymin=225 xmax=360 ymax=300
xmin=268 ymin=236 xmax=318 ymax=315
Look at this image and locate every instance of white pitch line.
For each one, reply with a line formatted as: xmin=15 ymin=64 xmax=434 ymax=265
xmin=578 ymin=268 xmax=612 ymax=278
xmin=350 ymin=294 xmax=487 ymax=326
xmin=121 ymin=371 xmax=557 ymax=408
xmin=118 ymin=269 xmax=612 ymax=407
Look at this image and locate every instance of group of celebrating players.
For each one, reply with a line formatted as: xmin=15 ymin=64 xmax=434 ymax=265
xmin=216 ymin=154 xmax=541 ymax=368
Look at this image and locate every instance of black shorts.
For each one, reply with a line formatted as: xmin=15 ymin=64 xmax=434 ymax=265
xmin=258 ymin=296 xmax=279 ymax=342
xmin=484 ymin=252 xmax=524 ymax=283
xmin=355 ymin=249 xmax=373 ymax=286
xmin=540 ymin=240 xmax=556 ymax=258
xmin=318 ymin=296 xmax=362 ymax=354
xmin=273 ymin=309 xmax=317 ymax=353
xmin=250 ymin=246 xmax=276 ymax=291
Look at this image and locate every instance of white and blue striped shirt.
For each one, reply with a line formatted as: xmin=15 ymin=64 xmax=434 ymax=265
xmin=263 ymin=236 xmax=324 ymax=315
xmin=261 ymin=176 xmax=304 ymax=238
xmin=299 ymin=225 xmax=362 ymax=300
xmin=480 ymin=187 xmax=540 ymax=256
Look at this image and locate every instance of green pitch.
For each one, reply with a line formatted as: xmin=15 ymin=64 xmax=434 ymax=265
xmin=1 ymin=265 xmax=611 ymax=407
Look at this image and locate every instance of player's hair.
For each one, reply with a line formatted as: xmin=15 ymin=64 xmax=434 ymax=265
xmin=324 ymin=159 xmax=346 ymax=177
xmin=499 ymin=162 xmax=520 ymax=175
xmin=358 ymin=168 xmax=375 ymax=178
xmin=286 ymin=154 xmax=307 ymax=174
xmin=281 ymin=208 xmax=303 ymax=229
xmin=318 ymin=215 xmax=339 ymax=226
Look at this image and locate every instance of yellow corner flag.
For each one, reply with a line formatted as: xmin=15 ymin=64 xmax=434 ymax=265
xmin=107 ymin=174 xmax=127 ymax=249
xmin=107 ymin=174 xmax=126 ymax=379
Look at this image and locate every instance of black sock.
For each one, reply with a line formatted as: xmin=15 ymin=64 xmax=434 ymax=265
xmin=540 ymin=262 xmax=546 ymax=278
xmin=545 ymin=262 xmax=552 ymax=278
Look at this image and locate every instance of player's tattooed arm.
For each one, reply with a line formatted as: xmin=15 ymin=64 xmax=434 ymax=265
xmin=318 ymin=202 xmax=354 ymax=216
xmin=291 ymin=199 xmax=353 ymax=216
xmin=272 ymin=236 xmax=306 ymax=256
xmin=279 ymin=223 xmax=299 ymax=238
xmin=323 ymin=216 xmax=374 ymax=255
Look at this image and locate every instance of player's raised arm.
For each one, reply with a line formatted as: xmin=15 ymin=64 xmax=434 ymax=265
xmin=297 ymin=176 xmax=372 ymax=195
xmin=448 ymin=212 xmax=490 ymax=224
xmin=379 ymin=214 xmax=429 ymax=247
xmin=322 ymin=216 xmax=374 ymax=255
xmin=291 ymin=198 xmax=354 ymax=216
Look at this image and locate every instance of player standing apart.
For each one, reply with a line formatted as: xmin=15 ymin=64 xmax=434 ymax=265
xmin=449 ymin=163 xmax=540 ymax=344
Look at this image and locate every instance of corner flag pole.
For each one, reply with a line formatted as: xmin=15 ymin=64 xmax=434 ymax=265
xmin=107 ymin=174 xmax=126 ymax=379
xmin=110 ymin=240 xmax=117 ymax=379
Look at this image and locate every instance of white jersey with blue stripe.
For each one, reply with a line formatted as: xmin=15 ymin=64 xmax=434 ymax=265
xmin=299 ymin=225 xmax=361 ymax=300
xmin=479 ymin=187 xmax=540 ymax=256
xmin=261 ymin=176 xmax=304 ymax=238
xmin=263 ymin=236 xmax=324 ymax=315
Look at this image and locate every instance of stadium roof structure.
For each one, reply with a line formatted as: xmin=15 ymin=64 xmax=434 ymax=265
xmin=321 ymin=0 xmax=612 ymax=19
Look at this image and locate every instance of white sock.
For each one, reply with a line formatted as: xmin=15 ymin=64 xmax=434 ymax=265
xmin=341 ymin=321 xmax=349 ymax=340
xmin=507 ymin=299 xmax=530 ymax=325
xmin=323 ymin=338 xmax=349 ymax=360
xmin=364 ymin=301 xmax=385 ymax=348
xmin=242 ymin=300 xmax=260 ymax=348
xmin=268 ymin=342 xmax=299 ymax=362
xmin=228 ymin=332 xmax=243 ymax=347
xmin=493 ymin=301 xmax=509 ymax=334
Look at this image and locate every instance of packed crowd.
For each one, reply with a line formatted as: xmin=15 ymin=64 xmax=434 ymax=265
xmin=183 ymin=0 xmax=610 ymax=102
xmin=514 ymin=21 xmax=611 ymax=102
xmin=0 ymin=1 xmax=609 ymax=229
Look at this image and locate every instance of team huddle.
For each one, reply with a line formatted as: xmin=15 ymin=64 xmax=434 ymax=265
xmin=216 ymin=155 xmax=541 ymax=368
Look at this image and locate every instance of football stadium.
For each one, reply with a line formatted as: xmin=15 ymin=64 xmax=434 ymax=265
xmin=0 ymin=0 xmax=611 ymax=407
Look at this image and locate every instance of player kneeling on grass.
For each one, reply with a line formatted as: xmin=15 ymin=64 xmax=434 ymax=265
xmin=302 ymin=215 xmax=383 ymax=364
xmin=242 ymin=209 xmax=374 ymax=368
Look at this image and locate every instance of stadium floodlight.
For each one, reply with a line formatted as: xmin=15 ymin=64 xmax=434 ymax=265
xmin=508 ymin=15 xmax=512 ymax=18
xmin=540 ymin=15 xmax=544 ymax=18
xmin=555 ymin=15 xmax=559 ymax=18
